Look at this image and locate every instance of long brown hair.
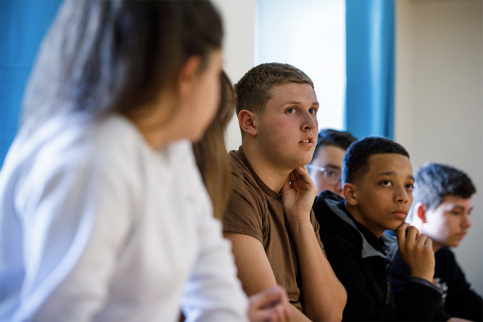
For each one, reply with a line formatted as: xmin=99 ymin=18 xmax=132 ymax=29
xmin=193 ymin=71 xmax=234 ymax=220
xmin=21 ymin=0 xmax=223 ymax=133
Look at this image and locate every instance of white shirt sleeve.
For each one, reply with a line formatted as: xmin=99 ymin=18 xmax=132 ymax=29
xmin=14 ymin=156 xmax=135 ymax=321
xmin=180 ymin=150 xmax=248 ymax=322
xmin=181 ymin=216 xmax=249 ymax=322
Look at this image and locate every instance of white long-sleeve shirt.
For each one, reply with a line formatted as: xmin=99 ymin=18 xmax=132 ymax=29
xmin=0 ymin=115 xmax=248 ymax=321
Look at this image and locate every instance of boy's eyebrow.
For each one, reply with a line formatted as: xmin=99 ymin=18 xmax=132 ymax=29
xmin=279 ymin=100 xmax=319 ymax=107
xmin=375 ymin=171 xmax=396 ymax=177
xmin=450 ymin=205 xmax=473 ymax=213
xmin=375 ymin=171 xmax=415 ymax=181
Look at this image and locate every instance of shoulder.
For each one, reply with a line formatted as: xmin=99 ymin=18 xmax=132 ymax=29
xmin=434 ymin=247 xmax=460 ymax=275
xmin=6 ymin=115 xmax=155 ymax=208
xmin=223 ymin=150 xmax=273 ymax=243
xmin=229 ymin=149 xmax=257 ymax=185
xmin=435 ymin=247 xmax=456 ymax=262
xmin=314 ymin=192 xmax=358 ymax=239
xmin=227 ymin=149 xmax=267 ymax=207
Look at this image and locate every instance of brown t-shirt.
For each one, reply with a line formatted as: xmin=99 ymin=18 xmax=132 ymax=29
xmin=223 ymin=147 xmax=324 ymax=312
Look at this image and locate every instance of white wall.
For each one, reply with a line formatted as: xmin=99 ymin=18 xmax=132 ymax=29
xmin=395 ymin=0 xmax=483 ymax=294
xmin=255 ymin=0 xmax=346 ymax=131
xmin=215 ymin=0 xmax=483 ymax=295
xmin=212 ymin=0 xmax=256 ymax=151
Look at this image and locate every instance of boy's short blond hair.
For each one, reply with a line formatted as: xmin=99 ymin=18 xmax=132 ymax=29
xmin=234 ymin=63 xmax=314 ymax=116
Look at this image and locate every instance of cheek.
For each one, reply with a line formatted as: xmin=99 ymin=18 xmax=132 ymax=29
xmin=201 ymin=76 xmax=219 ymax=114
xmin=269 ymin=118 xmax=295 ymax=138
xmin=432 ymin=220 xmax=450 ymax=237
xmin=259 ymin=119 xmax=284 ymax=139
xmin=199 ymin=76 xmax=220 ymax=125
xmin=317 ymin=178 xmax=330 ymax=190
xmin=313 ymin=176 xmax=324 ymax=190
xmin=207 ymin=83 xmax=220 ymax=121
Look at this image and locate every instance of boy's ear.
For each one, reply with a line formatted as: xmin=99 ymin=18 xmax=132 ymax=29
xmin=238 ymin=109 xmax=258 ymax=137
xmin=344 ymin=183 xmax=359 ymax=206
xmin=178 ymin=56 xmax=202 ymax=97
xmin=415 ymin=202 xmax=428 ymax=223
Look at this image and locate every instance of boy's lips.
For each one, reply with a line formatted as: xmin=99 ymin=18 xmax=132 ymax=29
xmin=455 ymin=232 xmax=467 ymax=239
xmin=299 ymin=136 xmax=314 ymax=146
xmin=391 ymin=210 xmax=408 ymax=220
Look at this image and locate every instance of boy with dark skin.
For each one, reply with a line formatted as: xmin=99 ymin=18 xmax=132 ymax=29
xmin=313 ymin=136 xmax=442 ymax=320
xmin=223 ymin=63 xmax=347 ymax=321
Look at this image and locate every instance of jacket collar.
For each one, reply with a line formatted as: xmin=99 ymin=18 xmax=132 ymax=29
xmin=325 ymin=197 xmax=398 ymax=261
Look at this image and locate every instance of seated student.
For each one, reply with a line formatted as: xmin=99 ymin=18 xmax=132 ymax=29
xmin=391 ymin=163 xmax=482 ymax=321
xmin=222 ymin=63 xmax=347 ymax=321
xmin=307 ymin=129 xmax=356 ymax=197
xmin=313 ymin=136 xmax=442 ymax=321
xmin=193 ymin=71 xmax=292 ymax=321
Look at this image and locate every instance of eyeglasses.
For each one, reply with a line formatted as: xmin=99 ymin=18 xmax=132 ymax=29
xmin=306 ymin=165 xmax=342 ymax=186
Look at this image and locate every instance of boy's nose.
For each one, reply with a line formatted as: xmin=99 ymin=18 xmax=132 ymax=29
xmin=462 ymin=214 xmax=472 ymax=228
xmin=302 ymin=111 xmax=317 ymax=131
xmin=394 ymin=185 xmax=410 ymax=203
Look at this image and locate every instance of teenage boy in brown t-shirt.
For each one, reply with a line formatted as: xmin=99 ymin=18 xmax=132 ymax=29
xmin=223 ymin=63 xmax=347 ymax=321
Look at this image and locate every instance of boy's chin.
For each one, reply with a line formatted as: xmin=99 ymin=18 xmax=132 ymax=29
xmin=387 ymin=219 xmax=405 ymax=232
xmin=447 ymin=240 xmax=462 ymax=248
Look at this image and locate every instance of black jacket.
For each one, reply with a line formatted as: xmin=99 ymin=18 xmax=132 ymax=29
xmin=313 ymin=191 xmax=442 ymax=321
xmin=391 ymin=247 xmax=482 ymax=321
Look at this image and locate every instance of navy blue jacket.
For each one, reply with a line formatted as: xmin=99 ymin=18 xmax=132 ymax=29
xmin=391 ymin=246 xmax=482 ymax=321
xmin=313 ymin=191 xmax=442 ymax=321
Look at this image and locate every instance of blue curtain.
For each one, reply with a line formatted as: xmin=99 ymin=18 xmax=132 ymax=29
xmin=345 ymin=0 xmax=395 ymax=139
xmin=0 ymin=0 xmax=62 ymax=167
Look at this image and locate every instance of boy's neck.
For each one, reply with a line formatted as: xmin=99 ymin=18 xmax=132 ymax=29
xmin=242 ymin=143 xmax=292 ymax=193
xmin=432 ymin=242 xmax=443 ymax=253
xmin=344 ymin=202 xmax=385 ymax=238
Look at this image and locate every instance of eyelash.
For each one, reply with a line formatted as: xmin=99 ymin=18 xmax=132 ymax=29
xmin=379 ymin=180 xmax=414 ymax=190
xmin=380 ymin=180 xmax=391 ymax=186
xmin=286 ymin=107 xmax=318 ymax=115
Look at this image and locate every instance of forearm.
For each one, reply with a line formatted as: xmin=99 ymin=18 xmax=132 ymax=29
xmin=289 ymin=220 xmax=347 ymax=321
xmin=448 ymin=318 xmax=472 ymax=322
xmin=289 ymin=304 xmax=311 ymax=321
xmin=396 ymin=279 xmax=442 ymax=321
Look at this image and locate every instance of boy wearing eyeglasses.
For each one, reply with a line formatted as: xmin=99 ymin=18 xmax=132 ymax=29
xmin=308 ymin=129 xmax=356 ymax=197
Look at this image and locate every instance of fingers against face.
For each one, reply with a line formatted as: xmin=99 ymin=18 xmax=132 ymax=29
xmin=403 ymin=226 xmax=432 ymax=249
xmin=289 ymin=167 xmax=314 ymax=190
xmin=395 ymin=223 xmax=435 ymax=281
xmin=395 ymin=222 xmax=410 ymax=246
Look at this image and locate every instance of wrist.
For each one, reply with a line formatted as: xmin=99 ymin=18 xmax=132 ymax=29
xmin=409 ymin=272 xmax=434 ymax=283
xmin=287 ymin=218 xmax=313 ymax=235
